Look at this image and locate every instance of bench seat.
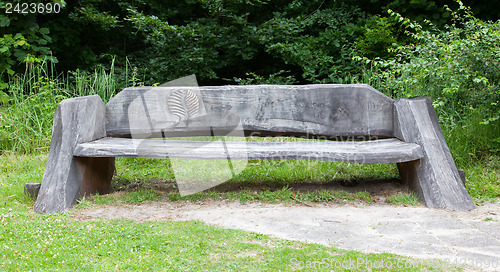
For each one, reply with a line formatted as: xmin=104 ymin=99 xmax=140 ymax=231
xmin=74 ymin=137 xmax=423 ymax=164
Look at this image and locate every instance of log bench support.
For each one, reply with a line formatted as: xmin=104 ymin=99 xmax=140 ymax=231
xmin=394 ymin=97 xmax=475 ymax=210
xmin=34 ymin=95 xmax=115 ymax=214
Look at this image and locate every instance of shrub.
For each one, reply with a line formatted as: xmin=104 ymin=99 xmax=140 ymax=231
xmin=358 ymin=3 xmax=500 ymax=164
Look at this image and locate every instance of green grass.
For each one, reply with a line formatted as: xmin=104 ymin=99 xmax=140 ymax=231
xmin=103 ymin=144 xmax=400 ymax=205
xmin=90 ymin=188 xmax=162 ymax=206
xmin=0 ymin=153 xmax=465 ymax=271
xmin=70 ymin=150 xmax=500 ymax=206
xmin=110 ymin=159 xmax=386 ymax=205
xmin=1 ymin=211 xmax=455 ymax=272
xmin=110 ymin=153 xmax=500 ymax=206
xmin=463 ymin=156 xmax=500 ymax=204
xmin=166 ymin=187 xmax=375 ymax=205
xmin=0 ymin=60 xmax=120 ymax=154
xmin=2 ymin=150 xmax=498 ymax=208
xmin=386 ymin=191 xmax=421 ymax=206
xmin=122 ymin=189 xmax=162 ymax=204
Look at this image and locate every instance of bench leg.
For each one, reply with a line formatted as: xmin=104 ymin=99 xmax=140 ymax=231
xmin=77 ymin=157 xmax=115 ymax=196
xmin=394 ymin=97 xmax=475 ymax=210
xmin=397 ymin=160 xmax=423 ymax=198
xmin=34 ymin=95 xmax=107 ymax=214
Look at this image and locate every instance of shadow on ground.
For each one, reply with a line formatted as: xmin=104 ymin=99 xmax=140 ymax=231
xmin=111 ymin=176 xmax=409 ymax=200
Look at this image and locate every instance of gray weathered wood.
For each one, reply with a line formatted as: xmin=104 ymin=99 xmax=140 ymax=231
xmin=24 ymin=183 xmax=41 ymax=200
xmin=457 ymin=169 xmax=466 ymax=185
xmin=74 ymin=138 xmax=423 ymax=163
xmin=394 ymin=97 xmax=475 ymax=210
xmin=105 ymin=84 xmax=395 ymax=139
xmin=34 ymin=95 xmax=115 ymax=214
xmin=36 ymin=84 xmax=476 ymax=213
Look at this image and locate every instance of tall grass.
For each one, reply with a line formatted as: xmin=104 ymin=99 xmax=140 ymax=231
xmin=67 ymin=57 xmax=119 ymax=103
xmin=1 ymin=61 xmax=63 ymax=153
xmin=0 ymin=59 xmax=122 ymax=154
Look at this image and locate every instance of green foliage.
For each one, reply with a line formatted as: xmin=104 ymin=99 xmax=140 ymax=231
xmin=464 ymin=157 xmax=500 ymax=204
xmin=0 ymin=0 xmax=60 ymax=89
xmin=355 ymin=15 xmax=403 ymax=59
xmin=0 ymin=90 xmax=8 ymax=104
xmin=0 ymin=61 xmax=65 ymax=153
xmin=383 ymin=0 xmax=453 ymax=24
xmin=233 ymin=70 xmax=296 ymax=85
xmin=1 ymin=0 xmax=497 ymax=88
xmin=0 ymin=0 xmax=498 ymax=167
xmin=253 ymin=1 xmax=367 ymax=83
xmin=358 ymin=4 xmax=500 ymax=164
xmin=0 ymin=59 xmax=122 ymax=154
xmin=33 ymin=0 xmax=378 ymax=85
xmin=355 ymin=0 xmax=455 ymax=25
xmin=67 ymin=57 xmax=119 ymax=103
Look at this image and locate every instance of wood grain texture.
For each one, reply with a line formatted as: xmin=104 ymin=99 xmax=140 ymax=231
xmin=74 ymin=138 xmax=423 ymax=163
xmin=76 ymin=157 xmax=115 ymax=196
xmin=394 ymin=97 xmax=475 ymax=210
xmin=37 ymin=84 xmax=473 ymax=213
xmin=34 ymin=95 xmax=113 ymax=214
xmin=105 ymin=84 xmax=395 ymax=139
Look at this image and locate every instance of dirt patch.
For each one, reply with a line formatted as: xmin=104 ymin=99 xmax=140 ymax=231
xmin=71 ymin=199 xmax=499 ymax=223
xmin=110 ymin=177 xmax=409 ymax=202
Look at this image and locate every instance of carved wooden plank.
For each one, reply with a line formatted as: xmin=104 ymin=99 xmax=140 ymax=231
xmin=105 ymin=84 xmax=395 ymax=139
xmin=394 ymin=97 xmax=475 ymax=210
xmin=34 ymin=95 xmax=115 ymax=214
xmin=74 ymin=138 xmax=423 ymax=163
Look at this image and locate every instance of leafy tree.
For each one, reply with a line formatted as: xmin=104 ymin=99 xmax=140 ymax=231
xmin=3 ymin=0 xmax=497 ymax=88
xmin=0 ymin=0 xmax=60 ymax=93
xmin=46 ymin=0 xmax=372 ymax=85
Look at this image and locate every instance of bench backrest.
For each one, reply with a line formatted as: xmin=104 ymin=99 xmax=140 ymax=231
xmin=105 ymin=84 xmax=394 ymax=139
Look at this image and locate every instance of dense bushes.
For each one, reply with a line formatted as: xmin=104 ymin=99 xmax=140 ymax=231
xmin=359 ymin=5 xmax=500 ymax=163
xmin=0 ymin=0 xmax=57 ymax=100
xmin=51 ymin=0 xmax=374 ymax=85
xmin=3 ymin=0 xmax=488 ymax=87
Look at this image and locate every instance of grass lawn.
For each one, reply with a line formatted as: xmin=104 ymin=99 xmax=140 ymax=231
xmin=1 ymin=153 xmax=498 ymax=271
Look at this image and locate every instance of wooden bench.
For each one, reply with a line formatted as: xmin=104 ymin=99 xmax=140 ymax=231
xmin=33 ymin=84 xmax=475 ymax=213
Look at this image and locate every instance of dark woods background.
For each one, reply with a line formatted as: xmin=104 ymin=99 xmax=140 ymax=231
xmin=2 ymin=0 xmax=499 ymax=85
xmin=0 ymin=0 xmax=499 ymax=162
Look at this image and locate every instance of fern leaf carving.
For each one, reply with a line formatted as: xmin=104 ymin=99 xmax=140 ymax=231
xmin=167 ymin=90 xmax=187 ymax=123
xmin=167 ymin=89 xmax=200 ymax=126
xmin=185 ymin=89 xmax=200 ymax=117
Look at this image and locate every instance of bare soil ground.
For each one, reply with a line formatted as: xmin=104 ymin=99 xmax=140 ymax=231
xmin=113 ymin=177 xmax=409 ymax=203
